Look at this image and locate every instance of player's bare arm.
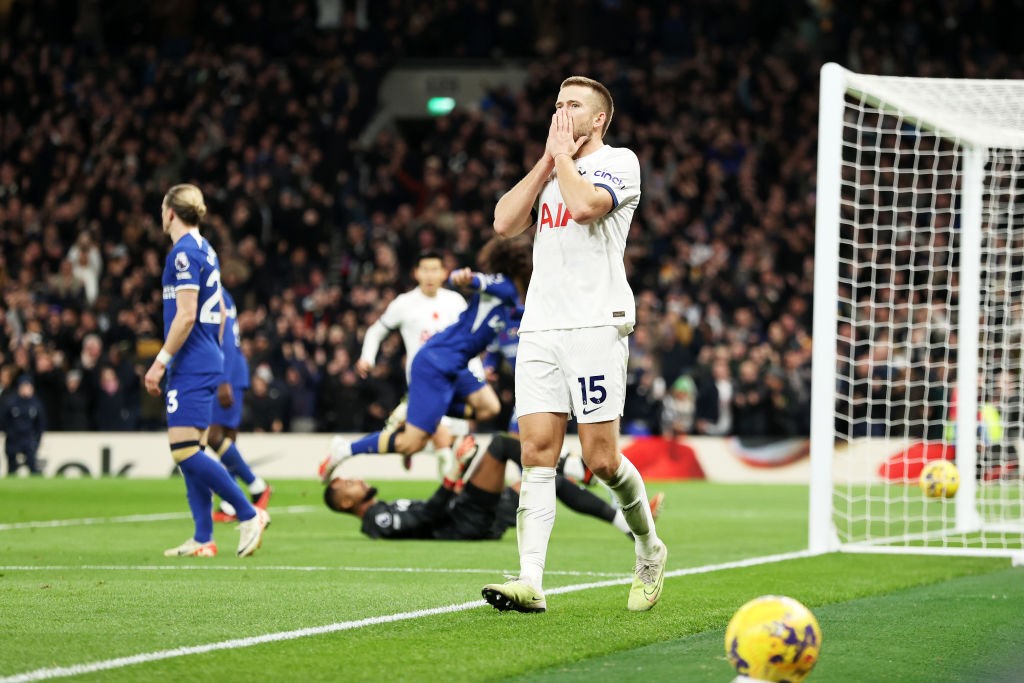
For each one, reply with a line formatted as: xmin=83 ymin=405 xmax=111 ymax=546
xmin=144 ymin=288 xmax=198 ymax=396
xmin=357 ymin=318 xmax=390 ymax=378
xmin=217 ymin=382 xmax=234 ymax=408
xmin=217 ymin=291 xmax=226 ymax=345
xmin=493 ymin=155 xmax=554 ymax=237
xmin=549 ymin=108 xmax=613 ymax=223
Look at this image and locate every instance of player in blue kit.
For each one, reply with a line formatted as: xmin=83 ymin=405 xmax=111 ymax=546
xmin=144 ymin=184 xmax=269 ymax=557
xmin=319 ymin=236 xmax=533 ymax=481
xmin=210 ymin=288 xmax=272 ymax=523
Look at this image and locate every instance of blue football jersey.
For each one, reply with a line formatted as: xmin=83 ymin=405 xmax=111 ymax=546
xmin=422 ymin=273 xmax=522 ymax=372
xmin=161 ymin=230 xmax=224 ymax=375
xmin=220 ymin=289 xmax=250 ymax=389
xmin=484 ymin=324 xmax=520 ymax=375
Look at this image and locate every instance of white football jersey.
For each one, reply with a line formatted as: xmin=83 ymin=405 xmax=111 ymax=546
xmin=520 ymin=144 xmax=641 ymax=333
xmin=360 ymin=287 xmax=467 ymax=378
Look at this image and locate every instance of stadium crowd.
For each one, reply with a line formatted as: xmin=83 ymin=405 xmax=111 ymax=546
xmin=1 ymin=0 xmax=1021 ymax=439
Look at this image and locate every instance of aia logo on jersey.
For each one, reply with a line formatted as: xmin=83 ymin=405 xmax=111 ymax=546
xmin=539 ymin=202 xmax=573 ymax=231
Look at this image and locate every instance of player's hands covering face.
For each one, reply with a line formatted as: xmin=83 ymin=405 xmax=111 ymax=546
xmin=545 ymin=108 xmax=587 ymax=160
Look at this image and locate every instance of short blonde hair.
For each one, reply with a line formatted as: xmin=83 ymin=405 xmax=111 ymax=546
xmin=560 ymin=76 xmax=614 ymax=137
xmin=163 ymin=184 xmax=207 ymax=226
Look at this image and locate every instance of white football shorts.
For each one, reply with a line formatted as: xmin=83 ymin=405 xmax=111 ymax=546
xmin=515 ymin=326 xmax=628 ymax=423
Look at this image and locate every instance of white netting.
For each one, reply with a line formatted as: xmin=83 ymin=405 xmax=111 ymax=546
xmin=828 ymin=72 xmax=1024 ymax=555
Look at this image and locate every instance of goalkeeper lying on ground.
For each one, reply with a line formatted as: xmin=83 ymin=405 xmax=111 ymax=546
xmin=322 ymin=433 xmax=663 ymax=540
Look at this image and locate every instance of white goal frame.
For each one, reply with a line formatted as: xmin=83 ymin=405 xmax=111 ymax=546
xmin=810 ymin=62 xmax=1024 ymax=562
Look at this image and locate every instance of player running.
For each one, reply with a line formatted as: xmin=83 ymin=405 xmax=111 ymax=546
xmin=483 ymin=76 xmax=667 ymax=613
xmin=319 ymin=236 xmax=532 ymax=480
xmin=357 ymin=250 xmax=475 ymax=470
xmin=144 ymin=184 xmax=269 ymax=558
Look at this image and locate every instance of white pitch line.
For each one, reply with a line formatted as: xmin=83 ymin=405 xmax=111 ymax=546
xmin=0 ymin=506 xmax=319 ymax=531
xmin=0 ymin=565 xmax=627 ymax=578
xmin=0 ymin=548 xmax=817 ymax=683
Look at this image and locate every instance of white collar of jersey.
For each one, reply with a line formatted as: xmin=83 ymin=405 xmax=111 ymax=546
xmin=576 ymin=143 xmax=608 ymax=161
xmin=186 ymin=227 xmax=202 ymax=246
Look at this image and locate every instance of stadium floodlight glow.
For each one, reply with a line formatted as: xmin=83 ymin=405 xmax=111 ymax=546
xmin=811 ymin=62 xmax=1024 ymax=563
xmin=426 ymin=97 xmax=456 ymax=116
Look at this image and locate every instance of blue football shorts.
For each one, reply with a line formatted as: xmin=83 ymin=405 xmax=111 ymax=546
xmin=165 ymin=372 xmax=219 ymax=429
xmin=406 ymin=348 xmax=486 ymax=434
xmin=209 ymin=384 xmax=246 ymax=429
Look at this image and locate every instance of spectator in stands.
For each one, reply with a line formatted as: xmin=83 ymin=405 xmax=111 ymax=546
xmin=244 ymin=367 xmax=289 ymax=433
xmin=93 ymin=366 xmax=137 ymax=431
xmin=32 ymin=350 xmax=64 ymax=430
xmin=284 ymin=362 xmax=319 ymax=433
xmin=695 ymin=356 xmax=734 ymax=436
xmin=661 ymin=375 xmax=697 ymax=437
xmin=732 ymin=360 xmax=770 ymax=437
xmin=59 ymin=370 xmax=91 ymax=431
xmin=67 ymin=233 xmax=102 ymax=305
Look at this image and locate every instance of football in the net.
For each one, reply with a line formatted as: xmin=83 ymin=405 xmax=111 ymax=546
xmin=725 ymin=595 xmax=821 ymax=682
xmin=919 ymin=460 xmax=959 ymax=499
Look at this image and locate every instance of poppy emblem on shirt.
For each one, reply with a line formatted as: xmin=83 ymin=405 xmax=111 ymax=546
xmin=432 ymin=311 xmax=439 ymax=320
xmin=174 ymin=252 xmax=189 ymax=272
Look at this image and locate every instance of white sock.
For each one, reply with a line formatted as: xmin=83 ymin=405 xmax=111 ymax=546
xmin=599 ymin=455 xmax=661 ymax=558
xmin=517 ymin=466 xmax=557 ymax=589
xmin=249 ymin=477 xmax=267 ymax=495
xmin=435 ymin=447 xmax=454 ymax=479
xmin=611 ymin=509 xmax=631 ymax=535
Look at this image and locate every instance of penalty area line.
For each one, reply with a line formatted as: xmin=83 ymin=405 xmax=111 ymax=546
xmin=0 ymin=548 xmax=816 ymax=683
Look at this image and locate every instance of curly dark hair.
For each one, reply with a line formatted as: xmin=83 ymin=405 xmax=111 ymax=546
xmin=477 ymin=236 xmax=533 ymax=288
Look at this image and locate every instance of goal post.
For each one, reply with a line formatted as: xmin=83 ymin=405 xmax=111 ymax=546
xmin=810 ymin=63 xmax=1024 ymax=560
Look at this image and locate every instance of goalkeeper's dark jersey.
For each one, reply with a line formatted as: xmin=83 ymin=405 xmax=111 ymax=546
xmin=359 ymin=483 xmax=503 ymax=541
xmin=360 ymin=486 xmax=457 ymax=539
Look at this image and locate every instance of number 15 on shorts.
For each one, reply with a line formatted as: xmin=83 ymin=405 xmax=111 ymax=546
xmin=577 ymin=375 xmax=606 ymax=406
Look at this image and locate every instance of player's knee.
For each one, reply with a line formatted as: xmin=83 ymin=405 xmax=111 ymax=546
xmin=487 ymin=433 xmax=519 ymax=463
xmin=395 ymin=431 xmax=429 ymax=455
xmin=473 ymin=396 xmax=501 ymax=422
xmin=584 ymin=451 xmax=620 ymax=481
xmin=170 ymin=440 xmax=202 ymax=463
xmin=207 ymin=430 xmax=225 ymax=452
xmin=519 ymin=439 xmax=559 ymax=468
xmin=212 ymin=437 xmax=233 ymax=457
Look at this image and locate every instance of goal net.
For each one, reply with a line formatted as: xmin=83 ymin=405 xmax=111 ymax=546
xmin=810 ymin=63 xmax=1024 ymax=560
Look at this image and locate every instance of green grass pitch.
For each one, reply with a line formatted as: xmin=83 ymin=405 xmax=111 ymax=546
xmin=0 ymin=475 xmax=1019 ymax=682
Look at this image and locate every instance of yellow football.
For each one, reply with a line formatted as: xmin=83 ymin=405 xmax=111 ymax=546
xmin=725 ymin=595 xmax=822 ymax=682
xmin=920 ymin=460 xmax=959 ymax=499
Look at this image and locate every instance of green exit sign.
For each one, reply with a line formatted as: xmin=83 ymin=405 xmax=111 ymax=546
xmin=426 ymin=97 xmax=456 ymax=116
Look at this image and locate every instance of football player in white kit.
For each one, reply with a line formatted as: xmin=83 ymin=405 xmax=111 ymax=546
xmin=355 ymin=250 xmax=471 ymax=470
xmin=482 ymin=76 xmax=667 ymax=613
